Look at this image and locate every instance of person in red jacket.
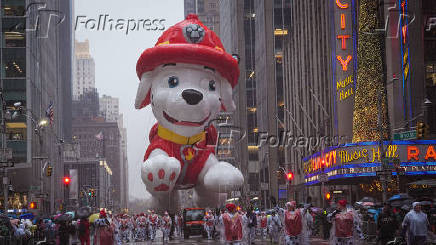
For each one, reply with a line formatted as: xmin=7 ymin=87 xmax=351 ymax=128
xmin=259 ymin=212 xmax=268 ymax=240
xmin=328 ymin=199 xmax=363 ymax=245
xmin=77 ymin=218 xmax=90 ymax=245
xmin=220 ymin=203 xmax=243 ymax=245
xmin=283 ymin=201 xmax=311 ymax=244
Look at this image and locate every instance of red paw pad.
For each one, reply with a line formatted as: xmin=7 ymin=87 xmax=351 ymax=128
xmin=147 ymin=173 xmax=153 ymax=181
xmin=154 ymin=184 xmax=169 ymax=191
xmin=169 ymin=172 xmax=176 ymax=181
xmin=158 ymin=169 xmax=165 ymax=179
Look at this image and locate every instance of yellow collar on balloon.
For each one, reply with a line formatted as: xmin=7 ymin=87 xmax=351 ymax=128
xmin=157 ymin=124 xmax=205 ymax=145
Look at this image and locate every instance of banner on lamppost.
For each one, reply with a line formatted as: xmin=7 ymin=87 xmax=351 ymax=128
xmin=69 ymin=169 xmax=78 ymax=200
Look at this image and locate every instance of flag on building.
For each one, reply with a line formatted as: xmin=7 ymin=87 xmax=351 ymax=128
xmin=45 ymin=101 xmax=54 ymax=126
xmin=95 ymin=131 xmax=104 ymax=140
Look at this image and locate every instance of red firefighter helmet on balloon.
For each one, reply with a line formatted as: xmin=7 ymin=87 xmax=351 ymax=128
xmin=136 ymin=14 xmax=239 ymax=109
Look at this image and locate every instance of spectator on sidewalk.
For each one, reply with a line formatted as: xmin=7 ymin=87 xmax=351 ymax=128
xmin=402 ymin=202 xmax=430 ymax=245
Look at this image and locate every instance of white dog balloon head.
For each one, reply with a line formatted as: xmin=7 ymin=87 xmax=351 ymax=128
xmin=135 ymin=14 xmax=239 ymax=137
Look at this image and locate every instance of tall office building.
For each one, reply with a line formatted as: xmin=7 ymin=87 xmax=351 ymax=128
xmin=73 ymin=39 xmax=95 ymax=100
xmin=117 ymin=114 xmax=128 ymax=210
xmin=99 ymin=94 xmax=128 ymax=210
xmin=283 ymin=0 xmax=334 ymax=204
xmin=99 ymin=95 xmax=119 ymax=123
xmin=1 ymin=0 xmax=73 ymax=213
xmin=220 ymin=0 xmax=281 ymax=208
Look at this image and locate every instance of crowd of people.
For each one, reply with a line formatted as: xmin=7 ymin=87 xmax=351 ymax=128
xmin=0 ymin=199 xmax=434 ymax=244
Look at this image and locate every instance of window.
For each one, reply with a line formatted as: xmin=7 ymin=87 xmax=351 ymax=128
xmin=2 ymin=17 xmax=26 ymax=47
xmin=197 ymin=0 xmax=205 ymax=12
xmin=2 ymin=48 xmax=26 ymax=77
xmin=1 ymin=0 xmax=26 ymax=16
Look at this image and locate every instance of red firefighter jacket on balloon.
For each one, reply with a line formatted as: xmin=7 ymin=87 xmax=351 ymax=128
xmin=144 ymin=123 xmax=217 ymax=189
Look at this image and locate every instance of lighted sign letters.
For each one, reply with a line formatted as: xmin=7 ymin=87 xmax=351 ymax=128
xmin=336 ymin=0 xmax=349 ymax=9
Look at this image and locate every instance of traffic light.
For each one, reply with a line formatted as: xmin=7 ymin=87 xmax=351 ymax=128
xmin=417 ymin=121 xmax=429 ymax=139
xmin=63 ymin=176 xmax=71 ymax=186
xmin=91 ymin=190 xmax=95 ymax=197
xmin=29 ymin=202 xmax=37 ymax=209
xmin=286 ymin=171 xmax=294 ymax=184
xmin=325 ymin=192 xmax=331 ymax=201
xmin=46 ymin=166 xmax=53 ymax=177
xmin=88 ymin=190 xmax=92 ymax=197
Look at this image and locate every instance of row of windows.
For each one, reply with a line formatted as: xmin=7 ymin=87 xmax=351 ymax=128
xmin=2 ymin=0 xmax=27 ymax=164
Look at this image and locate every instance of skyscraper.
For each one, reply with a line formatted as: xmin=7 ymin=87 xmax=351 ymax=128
xmin=74 ymin=39 xmax=96 ymax=100
xmin=1 ymin=0 xmax=73 ymax=213
xmin=99 ymin=95 xmax=120 ymax=123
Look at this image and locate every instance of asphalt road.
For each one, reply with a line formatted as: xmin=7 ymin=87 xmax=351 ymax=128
xmin=127 ymin=235 xmax=329 ymax=244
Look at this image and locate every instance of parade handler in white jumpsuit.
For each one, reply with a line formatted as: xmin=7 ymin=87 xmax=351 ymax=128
xmin=203 ymin=210 xmax=215 ymax=239
xmin=220 ymin=203 xmax=244 ymax=245
xmin=283 ymin=201 xmax=311 ymax=245
xmin=328 ymin=199 xmax=363 ymax=245
xmin=161 ymin=211 xmax=172 ymax=242
xmin=268 ymin=210 xmax=282 ymax=244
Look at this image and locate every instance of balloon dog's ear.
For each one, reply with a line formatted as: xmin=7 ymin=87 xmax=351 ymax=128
xmin=220 ymin=79 xmax=236 ymax=111
xmin=135 ymin=71 xmax=154 ymax=109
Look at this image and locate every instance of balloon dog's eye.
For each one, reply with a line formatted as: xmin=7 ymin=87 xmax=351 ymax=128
xmin=168 ymin=76 xmax=179 ymax=88
xmin=209 ymin=80 xmax=216 ymax=91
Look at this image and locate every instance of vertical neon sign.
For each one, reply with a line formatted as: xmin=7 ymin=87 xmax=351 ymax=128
xmin=332 ymin=0 xmax=356 ymax=139
xmin=399 ymin=0 xmax=412 ymax=123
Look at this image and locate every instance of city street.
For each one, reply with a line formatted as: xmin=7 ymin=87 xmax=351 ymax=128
xmin=1 ymin=0 xmax=436 ymax=243
xmin=126 ymin=232 xmax=329 ymax=245
xmin=127 ymin=236 xmax=329 ymax=245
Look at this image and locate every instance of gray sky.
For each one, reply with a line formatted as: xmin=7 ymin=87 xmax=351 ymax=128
xmin=74 ymin=0 xmax=184 ymax=200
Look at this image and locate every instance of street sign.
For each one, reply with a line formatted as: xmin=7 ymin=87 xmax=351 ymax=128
xmin=393 ymin=130 xmax=417 ymax=140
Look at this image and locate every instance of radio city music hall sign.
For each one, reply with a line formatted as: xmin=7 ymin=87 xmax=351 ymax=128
xmin=304 ymin=143 xmax=436 ymax=175
xmin=335 ymin=0 xmax=354 ymax=102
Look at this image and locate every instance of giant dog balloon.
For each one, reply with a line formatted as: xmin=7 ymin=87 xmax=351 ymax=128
xmin=135 ymin=14 xmax=244 ymax=209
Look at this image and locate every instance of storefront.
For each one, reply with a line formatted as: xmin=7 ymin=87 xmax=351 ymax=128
xmin=303 ymin=140 xmax=436 ymax=202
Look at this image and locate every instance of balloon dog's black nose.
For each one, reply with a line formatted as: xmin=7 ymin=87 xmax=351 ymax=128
xmin=182 ymin=89 xmax=203 ymax=105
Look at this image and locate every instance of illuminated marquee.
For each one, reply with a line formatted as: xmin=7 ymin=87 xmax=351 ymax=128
xmin=303 ymin=141 xmax=436 ymax=185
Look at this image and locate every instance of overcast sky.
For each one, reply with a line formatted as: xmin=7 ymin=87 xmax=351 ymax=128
xmin=74 ymin=0 xmax=184 ymax=201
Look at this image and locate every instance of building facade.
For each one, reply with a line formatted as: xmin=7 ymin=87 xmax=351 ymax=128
xmin=282 ymin=0 xmax=334 ymax=205
xmin=72 ymin=120 xmax=121 ymax=210
xmin=99 ymin=94 xmax=119 ymax=123
xmin=290 ymin=0 xmax=436 ymax=206
xmin=73 ymin=39 xmax=95 ymax=100
xmin=63 ymin=143 xmax=113 ymax=210
xmin=0 ymin=0 xmax=73 ymax=214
